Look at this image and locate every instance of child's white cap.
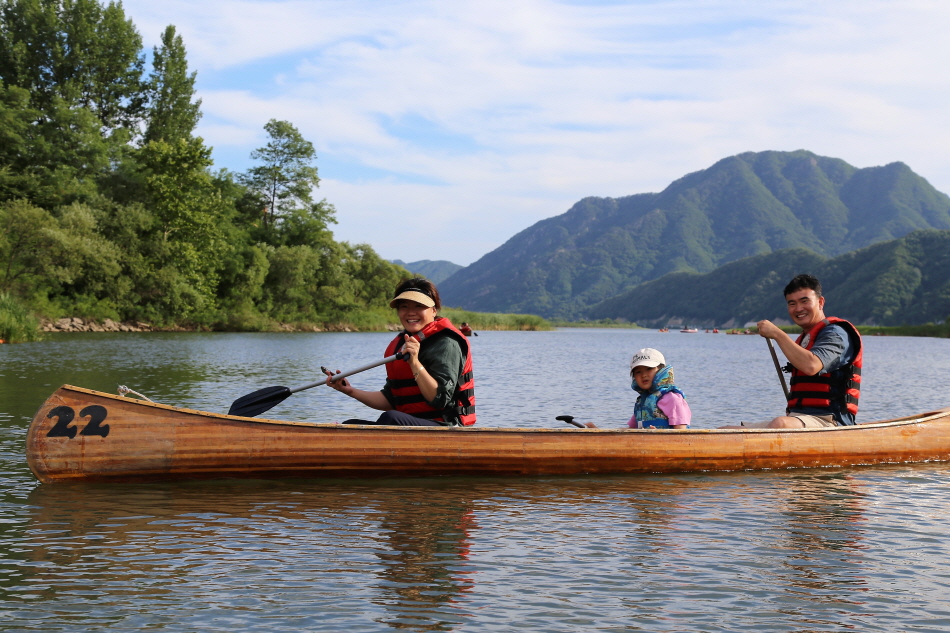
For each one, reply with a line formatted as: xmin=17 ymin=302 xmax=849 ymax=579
xmin=630 ymin=348 xmax=665 ymax=370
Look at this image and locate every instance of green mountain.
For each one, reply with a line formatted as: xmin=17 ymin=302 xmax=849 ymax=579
xmin=588 ymin=229 xmax=950 ymax=327
xmin=391 ymin=259 xmax=463 ymax=285
xmin=440 ymin=150 xmax=950 ymax=319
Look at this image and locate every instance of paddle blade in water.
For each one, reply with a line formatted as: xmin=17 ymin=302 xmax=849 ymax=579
xmin=228 ymin=386 xmax=292 ymax=418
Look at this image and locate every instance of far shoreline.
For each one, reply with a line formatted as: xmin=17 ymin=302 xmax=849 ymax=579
xmin=16 ymin=307 xmax=553 ymax=341
xmin=12 ymin=316 xmax=950 ymax=342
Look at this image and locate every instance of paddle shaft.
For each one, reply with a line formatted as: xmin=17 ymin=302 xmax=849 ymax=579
xmin=228 ymin=352 xmax=411 ymax=417
xmin=766 ymin=338 xmax=790 ymax=401
xmin=290 ymin=353 xmax=407 ymax=394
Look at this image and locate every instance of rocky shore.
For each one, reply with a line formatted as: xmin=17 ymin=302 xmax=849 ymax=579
xmin=40 ymin=317 xmax=404 ymax=334
xmin=41 ymin=318 xmax=154 ymax=333
xmin=276 ymin=323 xmax=403 ymax=332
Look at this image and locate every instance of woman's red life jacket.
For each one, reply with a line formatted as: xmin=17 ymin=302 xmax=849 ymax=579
xmin=384 ymin=317 xmax=476 ymax=426
xmin=787 ymin=317 xmax=863 ymax=417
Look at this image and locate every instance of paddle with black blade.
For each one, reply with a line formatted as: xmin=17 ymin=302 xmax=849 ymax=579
xmin=228 ymin=352 xmax=409 ymax=418
xmin=766 ymin=338 xmax=791 ymax=401
xmin=556 ymin=415 xmax=587 ymax=428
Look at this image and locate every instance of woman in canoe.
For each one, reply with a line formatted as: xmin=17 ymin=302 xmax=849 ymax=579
xmin=324 ymin=278 xmax=476 ymax=426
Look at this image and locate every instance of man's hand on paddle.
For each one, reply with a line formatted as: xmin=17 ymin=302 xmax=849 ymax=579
xmin=756 ymin=320 xmax=784 ymax=340
xmin=757 ymin=320 xmax=823 ymax=375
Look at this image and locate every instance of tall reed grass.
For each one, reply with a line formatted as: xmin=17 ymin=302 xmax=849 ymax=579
xmin=860 ymin=323 xmax=950 ymax=338
xmin=780 ymin=322 xmax=950 ymax=338
xmin=0 ymin=293 xmax=43 ymax=343
xmin=441 ymin=308 xmax=552 ymax=331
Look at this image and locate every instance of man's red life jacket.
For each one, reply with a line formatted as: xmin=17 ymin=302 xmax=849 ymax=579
xmin=787 ymin=317 xmax=863 ymax=418
xmin=384 ymin=317 xmax=476 ymax=426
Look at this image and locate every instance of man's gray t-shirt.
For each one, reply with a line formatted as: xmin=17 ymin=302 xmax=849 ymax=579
xmin=790 ymin=324 xmax=855 ymax=425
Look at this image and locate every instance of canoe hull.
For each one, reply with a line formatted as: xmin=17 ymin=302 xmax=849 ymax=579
xmin=26 ymin=385 xmax=950 ymax=483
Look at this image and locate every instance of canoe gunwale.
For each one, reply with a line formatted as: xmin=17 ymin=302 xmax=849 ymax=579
xmin=47 ymin=385 xmax=950 ymax=434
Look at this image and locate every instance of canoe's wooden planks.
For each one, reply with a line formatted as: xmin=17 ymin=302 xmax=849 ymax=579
xmin=26 ymin=385 xmax=950 ymax=483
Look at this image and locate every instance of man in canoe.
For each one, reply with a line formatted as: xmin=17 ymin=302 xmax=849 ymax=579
xmin=324 ymin=278 xmax=476 ymax=426
xmin=733 ymin=274 xmax=863 ymax=428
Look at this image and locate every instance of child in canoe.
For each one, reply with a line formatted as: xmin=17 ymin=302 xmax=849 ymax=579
xmin=585 ymin=347 xmax=691 ymax=429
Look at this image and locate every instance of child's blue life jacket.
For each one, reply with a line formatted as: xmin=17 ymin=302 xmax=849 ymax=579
xmin=633 ymin=365 xmax=687 ymax=429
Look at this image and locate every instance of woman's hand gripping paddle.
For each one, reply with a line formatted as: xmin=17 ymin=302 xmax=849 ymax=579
xmin=228 ymin=352 xmax=408 ymax=418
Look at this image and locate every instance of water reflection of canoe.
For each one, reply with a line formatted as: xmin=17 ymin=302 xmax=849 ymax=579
xmin=27 ymin=385 xmax=950 ymax=484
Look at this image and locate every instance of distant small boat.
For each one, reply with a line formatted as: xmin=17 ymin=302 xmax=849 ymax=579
xmin=712 ymin=328 xmax=719 ymax=333
xmin=680 ymin=328 xmax=699 ymax=333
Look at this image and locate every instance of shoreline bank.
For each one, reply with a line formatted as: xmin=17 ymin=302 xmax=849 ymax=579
xmin=39 ymin=318 xmax=403 ymax=334
xmin=36 ymin=312 xmax=552 ymax=336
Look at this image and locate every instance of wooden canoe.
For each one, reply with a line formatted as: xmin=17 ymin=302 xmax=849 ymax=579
xmin=26 ymin=385 xmax=950 ymax=483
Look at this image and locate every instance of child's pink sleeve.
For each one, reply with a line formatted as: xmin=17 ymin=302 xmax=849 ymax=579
xmin=657 ymin=392 xmax=691 ymax=426
xmin=627 ymin=413 xmax=638 ymax=428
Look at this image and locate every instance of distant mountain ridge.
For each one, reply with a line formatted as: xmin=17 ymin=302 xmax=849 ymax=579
xmin=391 ymin=259 xmax=463 ymax=285
xmin=440 ymin=150 xmax=950 ymax=319
xmin=587 ymin=229 xmax=950 ymax=327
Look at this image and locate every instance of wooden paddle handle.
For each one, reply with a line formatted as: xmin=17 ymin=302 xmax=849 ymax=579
xmin=290 ymin=352 xmax=409 ymax=394
xmin=767 ymin=339 xmax=791 ymax=401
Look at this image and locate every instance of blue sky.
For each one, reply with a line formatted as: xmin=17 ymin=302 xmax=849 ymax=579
xmin=123 ymin=0 xmax=950 ymax=266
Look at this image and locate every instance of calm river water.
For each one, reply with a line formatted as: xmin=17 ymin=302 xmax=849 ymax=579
xmin=2 ymin=329 xmax=950 ymax=631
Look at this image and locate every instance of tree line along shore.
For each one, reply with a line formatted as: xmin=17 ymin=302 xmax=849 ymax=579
xmin=0 ymin=304 xmax=551 ymax=344
xmin=547 ymin=319 xmax=950 ymax=338
xmin=5 ymin=301 xmax=946 ymax=344
xmin=0 ymin=1 xmax=527 ymax=344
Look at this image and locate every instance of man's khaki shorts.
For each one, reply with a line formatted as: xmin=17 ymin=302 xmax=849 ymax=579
xmin=740 ymin=415 xmax=838 ymax=428
xmin=790 ymin=414 xmax=838 ymax=428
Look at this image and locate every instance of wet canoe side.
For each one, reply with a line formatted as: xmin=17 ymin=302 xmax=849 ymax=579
xmin=26 ymin=385 xmax=950 ymax=483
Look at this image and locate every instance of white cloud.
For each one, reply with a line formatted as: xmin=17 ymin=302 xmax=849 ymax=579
xmin=123 ymin=0 xmax=950 ymax=265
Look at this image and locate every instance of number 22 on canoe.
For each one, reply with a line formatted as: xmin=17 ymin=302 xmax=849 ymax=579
xmin=227 ymin=352 xmax=409 ymax=418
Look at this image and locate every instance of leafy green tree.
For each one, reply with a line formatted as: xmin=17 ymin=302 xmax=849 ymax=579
xmin=0 ymin=199 xmax=59 ymax=293
xmin=342 ymin=243 xmax=407 ymax=309
xmin=277 ymin=201 xmax=337 ymax=248
xmin=258 ymin=239 xmax=407 ymax=324
xmin=217 ymin=244 xmax=269 ymax=305
xmin=143 ymin=24 xmax=200 ymax=144
xmin=41 ymin=201 xmax=125 ymax=317
xmin=24 ymin=94 xmax=109 ymax=206
xmin=0 ymin=199 xmax=121 ymax=309
xmin=0 ymin=81 xmax=35 ymax=201
xmin=240 ymin=119 xmax=321 ymax=230
xmin=0 ymin=80 xmax=108 ymax=207
xmin=0 ymin=0 xmax=146 ymax=131
xmin=261 ymin=244 xmax=321 ymax=319
xmin=136 ymin=137 xmax=230 ymax=316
